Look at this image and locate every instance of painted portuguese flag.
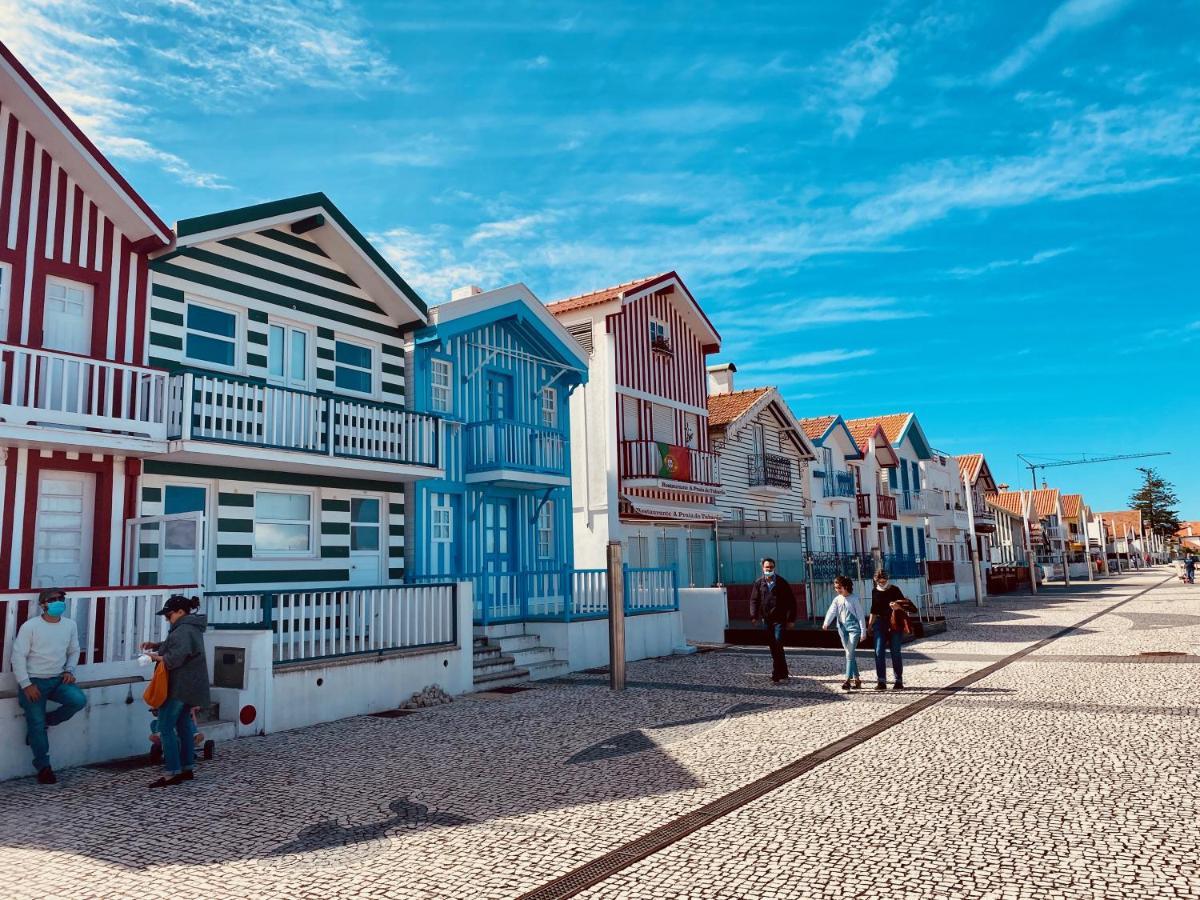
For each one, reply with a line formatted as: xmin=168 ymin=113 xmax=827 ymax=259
xmin=656 ymin=442 xmax=692 ymax=481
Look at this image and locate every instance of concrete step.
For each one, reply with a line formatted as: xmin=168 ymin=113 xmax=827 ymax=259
xmin=495 ymin=633 xmax=544 ymax=654
xmin=197 ymin=719 xmax=237 ymax=744
xmin=473 ymin=666 xmax=531 ymax=689
xmin=473 ymin=654 xmax=520 ymax=677
xmin=476 ymin=622 xmax=528 ymax=639
xmin=526 ymin=659 xmax=570 ymax=681
xmin=473 ymin=644 xmax=503 ymax=661
xmin=508 ymin=645 xmax=557 ymax=668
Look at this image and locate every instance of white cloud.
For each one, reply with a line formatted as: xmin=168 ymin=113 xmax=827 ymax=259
xmin=740 ymin=348 xmax=877 ymax=371
xmin=0 ymin=0 xmax=401 ymax=188
xmin=988 ymin=0 xmax=1134 ymax=84
xmin=947 ymin=246 xmax=1075 ymax=278
xmin=467 ymin=213 xmax=553 ymax=246
xmin=370 ymin=226 xmax=523 ymax=302
xmin=523 ymin=55 xmax=552 ymax=70
xmin=809 ymin=23 xmax=901 ymax=138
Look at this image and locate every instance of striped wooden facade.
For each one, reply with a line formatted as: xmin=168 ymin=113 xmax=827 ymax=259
xmin=609 ymin=287 xmax=711 ymax=412
xmin=0 ymin=80 xmax=168 ymax=592
xmin=142 ymin=201 xmax=430 ymax=591
xmin=408 ymin=292 xmax=584 ymax=610
xmin=710 ymin=396 xmax=811 ymax=525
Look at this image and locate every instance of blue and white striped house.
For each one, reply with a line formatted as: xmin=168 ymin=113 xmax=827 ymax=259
xmin=406 ymin=284 xmax=588 ymax=626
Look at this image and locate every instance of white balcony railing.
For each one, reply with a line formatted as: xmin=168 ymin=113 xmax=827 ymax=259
xmin=0 ymin=342 xmax=168 ymax=440
xmin=168 ymin=372 xmax=440 ymax=469
xmin=1043 ymin=525 xmax=1065 ymax=541
xmin=1 ymin=585 xmax=196 ymax=691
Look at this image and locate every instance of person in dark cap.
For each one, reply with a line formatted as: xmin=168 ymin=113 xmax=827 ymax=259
xmin=141 ymin=595 xmax=209 ymax=788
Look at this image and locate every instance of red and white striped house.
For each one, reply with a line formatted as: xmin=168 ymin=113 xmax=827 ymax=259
xmin=0 ymin=41 xmax=173 ymax=592
xmin=547 ymin=272 xmax=722 ymax=586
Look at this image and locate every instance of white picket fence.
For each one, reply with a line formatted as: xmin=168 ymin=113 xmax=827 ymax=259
xmin=0 ymin=342 xmax=168 ymax=438
xmin=205 ymin=584 xmax=459 ymax=664
xmin=1 ymin=586 xmax=194 ymax=690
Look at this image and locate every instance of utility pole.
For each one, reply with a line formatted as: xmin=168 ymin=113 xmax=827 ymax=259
xmin=606 ymin=541 xmax=625 ymax=691
xmin=1021 ymin=490 xmax=1038 ymax=594
xmin=963 ymin=470 xmax=984 ymax=606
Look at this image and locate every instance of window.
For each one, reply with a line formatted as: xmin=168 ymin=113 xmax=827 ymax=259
xmin=687 ymin=538 xmax=707 ymax=588
xmin=431 ymin=500 xmax=453 ymax=544
xmin=816 ymin=516 xmax=837 ymax=552
xmin=267 ymin=322 xmax=309 ymax=385
xmin=731 ymin=508 xmax=744 ymax=522
xmin=541 ymin=386 xmax=558 ymax=428
xmin=350 ymin=497 xmax=380 ymax=552
xmin=334 ymin=339 xmax=373 ymax=394
xmin=649 ymin=319 xmax=670 ymax=352
xmin=657 ymin=536 xmax=679 ymax=577
xmin=536 ymin=502 xmax=554 ymax=560
xmin=185 ymin=301 xmax=238 ymax=368
xmin=431 ymin=358 xmax=453 ymax=413
xmin=652 ymin=403 xmax=674 ymax=444
xmin=163 ymin=484 xmax=207 ymax=553
xmin=254 ymin=491 xmax=312 ymax=554
xmin=627 ymin=535 xmax=649 ymax=567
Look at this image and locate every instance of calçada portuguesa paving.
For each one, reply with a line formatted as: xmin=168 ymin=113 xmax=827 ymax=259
xmin=1 ymin=571 xmax=1198 ymax=900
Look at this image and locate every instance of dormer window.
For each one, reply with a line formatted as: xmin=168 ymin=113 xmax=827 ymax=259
xmin=649 ymin=319 xmax=672 ymax=354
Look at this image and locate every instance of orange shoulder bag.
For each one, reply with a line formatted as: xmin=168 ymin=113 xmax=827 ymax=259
xmin=143 ymin=662 xmax=168 ymax=708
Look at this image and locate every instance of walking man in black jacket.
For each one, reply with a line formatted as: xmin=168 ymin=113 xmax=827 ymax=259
xmin=749 ymin=557 xmax=796 ymax=683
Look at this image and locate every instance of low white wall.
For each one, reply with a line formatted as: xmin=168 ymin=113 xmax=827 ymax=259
xmin=204 ymin=629 xmax=273 ymax=739
xmin=679 ymin=587 xmax=728 ymax=644
xmin=1 ymin=678 xmax=156 ymax=782
xmin=526 ymin=610 xmax=686 ymax=673
xmin=266 ymin=588 xmax=474 ymax=733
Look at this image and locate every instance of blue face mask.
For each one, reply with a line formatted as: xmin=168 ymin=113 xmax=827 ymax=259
xmin=46 ymin=600 xmax=67 ymax=617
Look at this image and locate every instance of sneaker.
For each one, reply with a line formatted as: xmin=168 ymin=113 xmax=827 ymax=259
xmin=893 ymin=682 xmax=905 ymax=691
xmin=149 ymin=773 xmax=188 ymax=789
xmin=36 ymin=767 xmax=56 ymax=785
xmin=841 ymin=680 xmax=852 ymax=691
xmin=875 ymin=682 xmax=887 ymax=691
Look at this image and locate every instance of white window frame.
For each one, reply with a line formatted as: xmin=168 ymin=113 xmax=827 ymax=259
xmin=266 ymin=318 xmax=313 ymax=388
xmin=431 ymin=499 xmax=453 ymax=545
xmin=431 ymin=358 xmax=453 ymax=413
xmin=349 ymin=495 xmax=382 ymax=554
xmin=253 ymin=488 xmax=315 ymax=557
xmin=649 ymin=318 xmax=669 ymax=346
xmin=816 ymin=515 xmax=837 ymax=553
xmin=184 ymin=296 xmax=242 ymax=373
xmin=333 ymin=335 xmax=377 ymax=398
xmin=536 ymin=501 xmax=554 ymax=560
xmin=541 ymin=386 xmax=558 ymax=429
xmin=0 ymin=261 xmax=11 ymax=342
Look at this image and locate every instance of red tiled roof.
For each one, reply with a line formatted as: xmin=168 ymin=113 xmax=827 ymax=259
xmin=989 ymin=492 xmax=1025 ymax=516
xmin=707 ymin=388 xmax=770 ymax=428
xmin=844 ymin=413 xmax=913 ymax=445
xmin=546 ymin=273 xmax=672 ymax=314
xmin=1175 ymin=522 xmax=1200 ymax=538
xmin=844 ymin=419 xmax=884 ymax=454
xmin=1029 ymin=488 xmax=1060 ymax=518
xmin=1098 ymin=510 xmax=1143 ymax=534
xmin=1061 ymin=494 xmax=1083 ymax=518
xmin=799 ymin=415 xmax=837 ymax=441
xmin=956 ymin=453 xmax=983 ymax=483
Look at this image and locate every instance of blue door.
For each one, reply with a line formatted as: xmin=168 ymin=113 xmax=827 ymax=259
xmin=482 ymin=497 xmax=516 ymax=620
xmin=917 ymin=528 xmax=927 ymax=561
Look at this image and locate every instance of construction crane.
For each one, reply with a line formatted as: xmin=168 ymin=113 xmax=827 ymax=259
xmin=1016 ymin=451 xmax=1171 ymax=489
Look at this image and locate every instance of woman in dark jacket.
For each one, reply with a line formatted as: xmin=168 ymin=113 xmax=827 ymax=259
xmin=142 ymin=595 xmax=210 ymax=788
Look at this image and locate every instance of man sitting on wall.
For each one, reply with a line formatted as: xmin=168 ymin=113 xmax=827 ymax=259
xmin=749 ymin=557 xmax=796 ymax=683
xmin=13 ymin=589 xmax=86 ymax=785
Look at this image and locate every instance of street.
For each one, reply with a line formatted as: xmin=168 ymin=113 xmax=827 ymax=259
xmin=1 ymin=571 xmax=1197 ymax=900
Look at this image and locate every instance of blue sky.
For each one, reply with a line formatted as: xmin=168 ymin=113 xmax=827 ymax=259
xmin=4 ymin=0 xmax=1197 ymax=514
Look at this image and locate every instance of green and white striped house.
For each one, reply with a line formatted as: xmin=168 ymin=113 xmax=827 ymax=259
xmin=136 ymin=194 xmax=443 ymax=591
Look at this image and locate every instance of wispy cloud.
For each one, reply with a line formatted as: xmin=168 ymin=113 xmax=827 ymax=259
xmin=761 ymin=297 xmax=927 ymax=328
xmin=522 ymin=55 xmax=552 ymax=70
xmin=740 ymin=348 xmax=876 ymax=371
xmin=808 ymin=23 xmax=901 ymax=138
xmin=947 ymin=246 xmax=1075 ymax=278
xmin=988 ymin=0 xmax=1135 ymax=84
xmin=0 ymin=0 xmax=401 ymax=188
xmin=467 ymin=213 xmax=554 ymax=246
xmin=371 ymin=226 xmax=523 ymax=301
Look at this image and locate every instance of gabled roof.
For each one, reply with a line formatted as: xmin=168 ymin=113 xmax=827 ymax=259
xmin=1098 ymin=510 xmax=1143 ymax=535
xmin=800 ymin=415 xmax=865 ymax=461
xmin=845 ymin=413 xmax=933 ymax=459
xmin=1029 ymin=488 xmax=1061 ymax=518
xmin=1061 ymin=494 xmax=1084 ymax=518
xmin=956 ymin=453 xmax=998 ymax=492
xmin=546 ymin=271 xmax=721 ymax=352
xmin=172 ymin=193 xmax=428 ymax=324
xmin=988 ymin=492 xmax=1026 ymax=516
xmin=708 ymin=387 xmax=817 ymax=460
xmin=0 ymin=40 xmax=170 ymax=247
xmin=423 ymin=282 xmax=588 ymax=379
xmin=844 ymin=419 xmax=900 ymax=468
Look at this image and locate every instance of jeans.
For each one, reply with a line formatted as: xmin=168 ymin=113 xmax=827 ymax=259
xmin=836 ymin=621 xmax=862 ymax=679
xmin=763 ymin=621 xmax=788 ymax=679
xmin=17 ymin=675 xmax=87 ymax=772
xmin=872 ymin=620 xmax=903 ymax=684
xmin=157 ymin=699 xmax=196 ymax=775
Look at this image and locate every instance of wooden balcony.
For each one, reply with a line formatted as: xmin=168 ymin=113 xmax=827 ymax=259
xmin=464 ymin=420 xmax=569 ymax=487
xmin=857 ymin=492 xmax=898 ymax=521
xmin=0 ymin=342 xmax=168 ymax=452
xmin=620 ymin=440 xmax=720 ymax=488
xmin=166 ymin=372 xmax=441 ymax=479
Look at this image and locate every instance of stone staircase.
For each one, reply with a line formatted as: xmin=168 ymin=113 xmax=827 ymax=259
xmin=472 ymin=625 xmax=568 ymax=689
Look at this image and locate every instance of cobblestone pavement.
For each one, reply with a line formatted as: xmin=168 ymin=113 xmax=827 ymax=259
xmin=1 ymin=571 xmax=1196 ymax=899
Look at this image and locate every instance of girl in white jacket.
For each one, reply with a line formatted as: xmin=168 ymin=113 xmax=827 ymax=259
xmin=822 ymin=575 xmax=867 ymax=691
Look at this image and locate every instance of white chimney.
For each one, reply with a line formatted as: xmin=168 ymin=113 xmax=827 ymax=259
xmin=451 ymin=285 xmax=483 ymax=302
xmin=707 ymin=362 xmax=736 ymax=396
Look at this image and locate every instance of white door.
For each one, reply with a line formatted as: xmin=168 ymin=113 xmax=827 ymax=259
xmin=161 ymin=484 xmax=208 ymax=586
xmin=32 ymin=471 xmax=95 ymax=589
xmin=348 ymin=497 xmax=382 ymax=586
xmin=40 ymin=278 xmax=94 ymax=416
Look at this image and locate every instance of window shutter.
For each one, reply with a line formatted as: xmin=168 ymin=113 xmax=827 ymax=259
xmin=567 ymin=322 xmax=593 ymax=355
xmin=622 ymin=396 xmax=640 ymax=440
xmin=652 ymin=403 xmax=674 ymax=444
